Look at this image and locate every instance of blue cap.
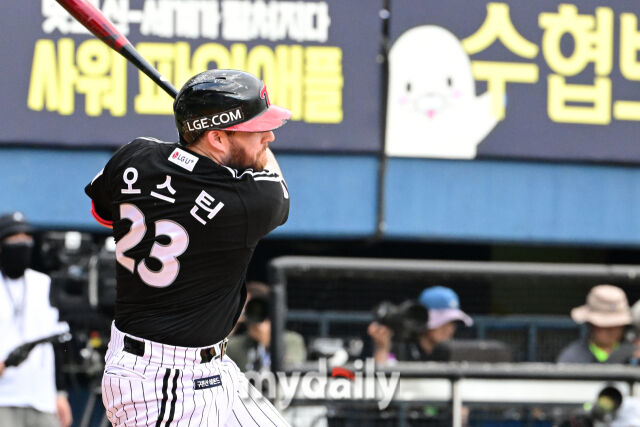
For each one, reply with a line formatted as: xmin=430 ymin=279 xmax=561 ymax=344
xmin=419 ymin=286 xmax=460 ymax=310
xmin=419 ymin=286 xmax=473 ymax=329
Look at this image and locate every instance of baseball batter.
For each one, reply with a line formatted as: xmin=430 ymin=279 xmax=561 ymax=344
xmin=85 ymin=69 xmax=292 ymax=426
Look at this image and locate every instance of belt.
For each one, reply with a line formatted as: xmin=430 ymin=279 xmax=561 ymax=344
xmin=123 ymin=335 xmax=228 ymax=363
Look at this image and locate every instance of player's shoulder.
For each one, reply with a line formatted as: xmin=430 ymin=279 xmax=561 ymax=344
xmin=109 ymin=137 xmax=177 ymax=168
xmin=117 ymin=137 xmax=175 ymax=156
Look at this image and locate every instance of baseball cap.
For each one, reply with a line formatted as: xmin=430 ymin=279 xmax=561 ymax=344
xmin=173 ymin=69 xmax=292 ymax=143
xmin=419 ymin=286 xmax=473 ymax=329
xmin=0 ymin=212 xmax=34 ymax=241
xmin=571 ymin=284 xmax=632 ymax=328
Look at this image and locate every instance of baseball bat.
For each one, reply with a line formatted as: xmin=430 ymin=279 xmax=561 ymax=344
xmin=54 ymin=0 xmax=178 ymax=98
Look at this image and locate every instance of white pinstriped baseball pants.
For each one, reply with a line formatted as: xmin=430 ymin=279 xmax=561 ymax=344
xmin=102 ymin=323 xmax=291 ymax=427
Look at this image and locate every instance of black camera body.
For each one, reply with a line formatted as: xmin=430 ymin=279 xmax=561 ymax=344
xmin=559 ymin=385 xmax=623 ymax=427
xmin=373 ymin=299 xmax=429 ymax=341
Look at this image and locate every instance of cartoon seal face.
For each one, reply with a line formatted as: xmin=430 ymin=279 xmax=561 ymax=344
xmin=386 ymin=25 xmax=499 ymax=159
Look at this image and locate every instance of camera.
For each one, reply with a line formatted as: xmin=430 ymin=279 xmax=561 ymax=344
xmin=558 ymin=385 xmax=624 ymax=427
xmin=373 ymin=299 xmax=429 ymax=341
xmin=43 ymin=232 xmax=117 ymax=382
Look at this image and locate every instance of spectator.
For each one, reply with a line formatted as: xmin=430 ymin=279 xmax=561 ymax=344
xmin=0 ymin=212 xmax=72 ymax=427
xmin=226 ymin=281 xmax=306 ymax=371
xmin=368 ymin=285 xmax=473 ymax=363
xmin=229 ymin=281 xmax=273 ymax=337
xmin=557 ymin=284 xmax=634 ymax=364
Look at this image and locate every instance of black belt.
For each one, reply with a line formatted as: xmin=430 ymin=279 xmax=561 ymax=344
xmin=123 ymin=335 xmax=227 ymax=363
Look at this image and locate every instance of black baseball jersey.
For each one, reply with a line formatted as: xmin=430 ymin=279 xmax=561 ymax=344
xmin=85 ymin=138 xmax=289 ymax=347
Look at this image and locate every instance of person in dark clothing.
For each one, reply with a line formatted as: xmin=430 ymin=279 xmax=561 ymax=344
xmin=368 ymin=286 xmax=473 ymax=363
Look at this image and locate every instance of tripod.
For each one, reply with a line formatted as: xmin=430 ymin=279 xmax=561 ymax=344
xmin=78 ymin=377 xmax=110 ymax=427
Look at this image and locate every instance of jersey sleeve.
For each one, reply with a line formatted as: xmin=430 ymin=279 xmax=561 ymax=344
xmin=84 ymin=139 xmax=148 ymax=228
xmin=251 ymin=170 xmax=289 ymax=227
xmin=85 ymin=167 xmax=113 ymax=228
xmin=248 ymin=168 xmax=290 ymax=225
xmin=228 ymin=167 xmax=290 ymax=244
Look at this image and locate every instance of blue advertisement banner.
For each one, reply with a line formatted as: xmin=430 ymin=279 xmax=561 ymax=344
xmin=387 ymin=1 xmax=640 ymax=163
xmin=1 ymin=0 xmax=382 ymax=152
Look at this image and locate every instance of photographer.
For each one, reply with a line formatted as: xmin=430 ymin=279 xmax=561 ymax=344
xmin=557 ymin=285 xmax=634 ymax=364
xmin=0 ymin=212 xmax=72 ymax=427
xmin=226 ymin=282 xmax=306 ymax=371
xmin=368 ymin=286 xmax=473 ymax=363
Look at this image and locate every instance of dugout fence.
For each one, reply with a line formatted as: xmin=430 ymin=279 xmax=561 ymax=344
xmin=277 ymin=362 xmax=640 ymax=427
xmin=267 ymin=256 xmax=640 ymax=426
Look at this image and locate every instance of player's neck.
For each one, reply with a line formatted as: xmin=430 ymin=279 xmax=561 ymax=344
xmin=187 ymin=142 xmax=225 ymax=166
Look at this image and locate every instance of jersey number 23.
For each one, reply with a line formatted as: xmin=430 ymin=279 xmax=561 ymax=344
xmin=115 ymin=203 xmax=189 ymax=288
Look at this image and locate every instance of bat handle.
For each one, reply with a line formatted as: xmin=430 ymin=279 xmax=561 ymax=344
xmin=120 ymin=44 xmax=178 ymax=99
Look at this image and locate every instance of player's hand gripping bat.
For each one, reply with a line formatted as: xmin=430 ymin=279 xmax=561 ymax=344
xmin=54 ymin=0 xmax=178 ymax=98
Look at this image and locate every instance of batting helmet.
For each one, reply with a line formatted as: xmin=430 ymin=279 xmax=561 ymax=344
xmin=173 ymin=69 xmax=292 ymax=144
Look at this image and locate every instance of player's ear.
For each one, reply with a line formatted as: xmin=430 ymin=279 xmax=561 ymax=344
xmin=204 ymin=130 xmax=229 ymax=154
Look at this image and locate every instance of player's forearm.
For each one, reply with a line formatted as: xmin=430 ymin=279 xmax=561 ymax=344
xmin=266 ymin=148 xmax=284 ymax=178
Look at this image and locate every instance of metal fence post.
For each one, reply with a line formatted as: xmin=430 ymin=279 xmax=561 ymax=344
xmin=451 ymin=377 xmax=462 ymax=427
xmin=269 ymin=263 xmax=287 ymax=375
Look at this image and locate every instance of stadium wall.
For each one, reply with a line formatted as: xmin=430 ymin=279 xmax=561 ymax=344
xmin=2 ymin=147 xmax=640 ymax=246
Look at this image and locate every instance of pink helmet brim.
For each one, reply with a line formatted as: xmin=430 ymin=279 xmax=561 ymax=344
xmin=224 ymin=105 xmax=292 ymax=132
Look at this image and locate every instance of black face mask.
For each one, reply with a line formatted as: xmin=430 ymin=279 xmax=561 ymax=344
xmin=0 ymin=241 xmax=33 ymax=279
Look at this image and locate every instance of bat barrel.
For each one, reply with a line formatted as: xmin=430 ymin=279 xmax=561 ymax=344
xmin=55 ymin=0 xmax=178 ymax=99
